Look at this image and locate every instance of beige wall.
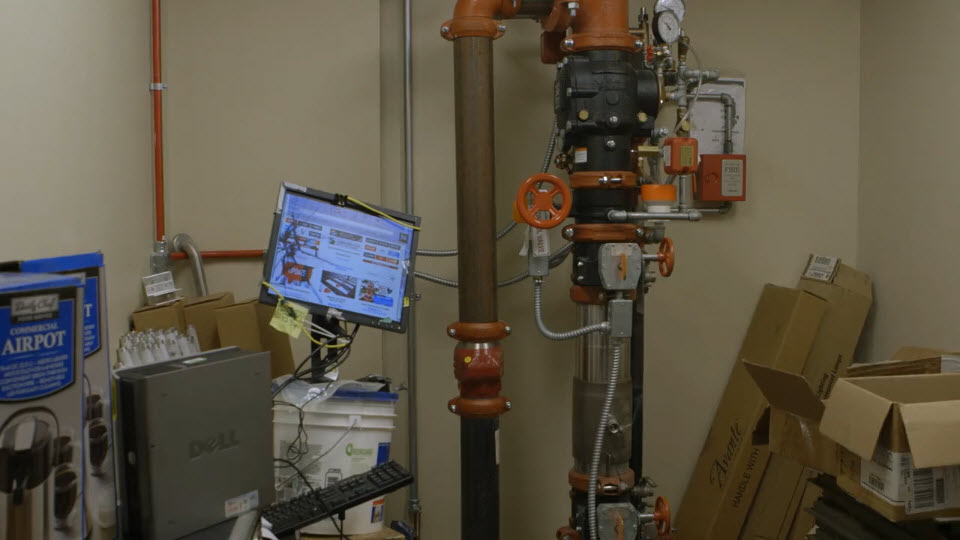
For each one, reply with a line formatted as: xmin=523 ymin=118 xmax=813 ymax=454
xmin=858 ymin=0 xmax=958 ymax=361
xmin=161 ymin=0 xmax=383 ymax=375
xmin=387 ymin=1 xmax=861 ymax=538
xmin=646 ymin=0 xmax=860 ymax=516
xmin=0 ymin=1 xmax=152 ymax=347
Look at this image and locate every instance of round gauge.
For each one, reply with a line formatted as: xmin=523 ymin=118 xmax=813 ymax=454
xmin=653 ymin=10 xmax=681 ymax=44
xmin=654 ymin=0 xmax=686 ymax=21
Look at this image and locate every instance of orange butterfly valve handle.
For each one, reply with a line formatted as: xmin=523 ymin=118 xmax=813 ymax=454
xmin=654 ymin=496 xmax=671 ymax=537
xmin=657 ymin=237 xmax=675 ymax=277
xmin=514 ymin=173 xmax=572 ymax=229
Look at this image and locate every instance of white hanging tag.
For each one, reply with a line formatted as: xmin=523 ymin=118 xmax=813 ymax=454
xmin=532 ymin=226 xmax=550 ymax=257
xmin=519 ymin=225 xmax=532 ymax=256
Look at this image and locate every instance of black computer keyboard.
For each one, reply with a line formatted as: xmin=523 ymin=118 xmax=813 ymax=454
xmin=262 ymin=460 xmax=413 ymax=537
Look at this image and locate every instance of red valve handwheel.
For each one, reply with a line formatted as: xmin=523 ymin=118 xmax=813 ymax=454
xmin=515 ymin=173 xmax=572 ymax=229
xmin=654 ymin=496 xmax=671 ymax=537
xmin=657 ymin=237 xmax=675 ymax=277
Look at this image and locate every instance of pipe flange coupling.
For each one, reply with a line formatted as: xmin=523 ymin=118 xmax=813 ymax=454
xmin=446 ymin=321 xmax=511 ymax=342
xmin=441 ymin=17 xmax=506 ymax=40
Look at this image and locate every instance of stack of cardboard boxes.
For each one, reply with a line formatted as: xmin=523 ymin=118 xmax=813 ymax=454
xmin=131 ymin=293 xmax=295 ymax=378
xmin=677 ymin=256 xmax=873 ymax=539
xmin=750 ymin=347 xmax=960 ymax=525
xmin=680 ymin=253 xmax=960 ymax=538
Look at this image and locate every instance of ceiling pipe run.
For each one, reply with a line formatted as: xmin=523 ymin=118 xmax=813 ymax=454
xmin=151 ymin=0 xmax=165 ymax=242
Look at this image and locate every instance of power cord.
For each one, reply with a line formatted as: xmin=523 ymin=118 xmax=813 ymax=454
xmin=273 ymin=458 xmax=351 ymax=540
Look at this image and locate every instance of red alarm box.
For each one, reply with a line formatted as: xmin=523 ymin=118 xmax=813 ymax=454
xmin=696 ymin=154 xmax=747 ymax=201
xmin=663 ymin=137 xmax=699 ymax=175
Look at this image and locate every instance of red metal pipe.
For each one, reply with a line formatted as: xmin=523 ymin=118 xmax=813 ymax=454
xmin=169 ymin=250 xmax=265 ymax=261
xmin=151 ymin=0 xmax=165 ymax=241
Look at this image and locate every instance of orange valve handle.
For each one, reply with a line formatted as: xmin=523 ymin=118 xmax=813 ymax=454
xmin=657 ymin=237 xmax=675 ymax=277
xmin=515 ymin=173 xmax=572 ymax=229
xmin=654 ymin=496 xmax=671 ymax=537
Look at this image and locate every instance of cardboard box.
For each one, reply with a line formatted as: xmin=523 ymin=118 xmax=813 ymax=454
xmin=678 ymin=257 xmax=871 ymax=540
xmin=826 ymin=374 xmax=960 ymax=520
xmin=785 ymin=480 xmax=821 ymax=540
xmin=749 ymin=364 xmax=960 ymax=521
xmin=215 ymin=299 xmax=294 ymax=378
xmin=0 ymin=272 xmax=85 ymax=539
xmin=848 ymin=346 xmax=960 ymax=377
xmin=739 ymin=258 xmax=872 ymax=539
xmin=739 ymin=455 xmax=810 ymax=539
xmin=131 ymin=300 xmax=185 ymax=332
xmin=676 ymin=285 xmax=827 ymax=540
xmin=183 ymin=292 xmax=235 ymax=351
xmin=751 ymin=346 xmax=960 ymax=481
xmin=19 ymin=253 xmax=117 ymax=539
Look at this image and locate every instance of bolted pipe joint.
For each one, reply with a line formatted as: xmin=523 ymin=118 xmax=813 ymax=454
xmin=441 ymin=0 xmax=519 ymax=40
xmin=448 ymin=342 xmax=511 ymax=418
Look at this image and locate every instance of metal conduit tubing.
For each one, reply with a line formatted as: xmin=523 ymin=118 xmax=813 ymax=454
xmin=587 ymin=341 xmax=624 ymax=540
xmin=575 ymin=306 xmax=627 ymax=382
xmin=453 ymin=36 xmax=500 ymax=540
xmin=169 ymin=250 xmax=264 ymax=260
xmin=416 ymin=120 xmax=558 ymax=257
xmin=402 ymin=0 xmax=421 ymax=531
xmin=172 ymin=234 xmax=209 ymax=296
xmin=697 ymin=203 xmax=732 ymax=215
xmin=533 ymin=280 xmax=609 ymax=341
xmin=607 ymin=209 xmax=702 ymax=222
xmin=415 ymin=242 xmax=573 ymax=288
xmin=693 ymin=93 xmax=736 ymax=154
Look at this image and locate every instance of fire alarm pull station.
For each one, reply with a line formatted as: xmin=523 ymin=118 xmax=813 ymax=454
xmin=696 ymin=154 xmax=747 ymax=201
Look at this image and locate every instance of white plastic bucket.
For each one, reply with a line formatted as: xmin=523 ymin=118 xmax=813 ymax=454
xmin=273 ymin=389 xmax=398 ymax=536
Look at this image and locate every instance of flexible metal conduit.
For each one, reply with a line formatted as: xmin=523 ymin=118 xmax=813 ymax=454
xmin=172 ymin=234 xmax=209 ymax=296
xmin=416 ymin=121 xmax=558 ymax=257
xmin=588 ymin=342 xmax=622 ymax=540
xmin=415 ymin=242 xmax=573 ymax=288
xmin=533 ymin=279 xmax=609 ymax=341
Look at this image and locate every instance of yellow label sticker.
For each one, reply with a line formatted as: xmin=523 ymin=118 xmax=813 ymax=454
xmin=464 ymin=356 xmax=473 ymax=364
xmin=680 ymin=145 xmax=695 ymax=167
xmin=403 ymin=296 xmax=410 ymax=307
xmin=269 ymin=299 xmax=309 ymax=338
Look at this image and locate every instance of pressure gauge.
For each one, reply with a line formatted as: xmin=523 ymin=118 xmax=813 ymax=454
xmin=654 ymin=0 xmax=686 ymax=21
xmin=653 ymin=10 xmax=681 ymax=44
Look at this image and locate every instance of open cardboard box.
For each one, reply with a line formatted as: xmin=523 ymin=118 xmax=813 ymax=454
xmin=747 ymin=360 xmax=960 ymax=522
xmin=678 ymin=256 xmax=872 ymax=540
xmin=847 ymin=346 xmax=960 ymax=376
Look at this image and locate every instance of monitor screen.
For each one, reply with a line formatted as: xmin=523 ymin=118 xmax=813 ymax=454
xmin=260 ymin=183 xmax=419 ymax=333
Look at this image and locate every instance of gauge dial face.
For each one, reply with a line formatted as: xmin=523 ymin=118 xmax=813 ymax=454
xmin=654 ymin=0 xmax=686 ymax=21
xmin=654 ymin=10 xmax=681 ymax=44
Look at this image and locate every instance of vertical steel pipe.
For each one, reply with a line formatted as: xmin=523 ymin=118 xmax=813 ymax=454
xmin=403 ymin=0 xmax=422 ymax=533
xmin=454 ymin=37 xmax=499 ymax=322
xmin=453 ymin=36 xmax=500 ymax=540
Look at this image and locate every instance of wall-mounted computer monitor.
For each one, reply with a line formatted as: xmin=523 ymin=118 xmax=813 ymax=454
xmin=259 ymin=183 xmax=420 ymax=333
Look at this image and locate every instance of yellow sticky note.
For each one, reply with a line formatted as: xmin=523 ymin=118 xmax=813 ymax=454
xmin=270 ymin=299 xmax=309 ymax=338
